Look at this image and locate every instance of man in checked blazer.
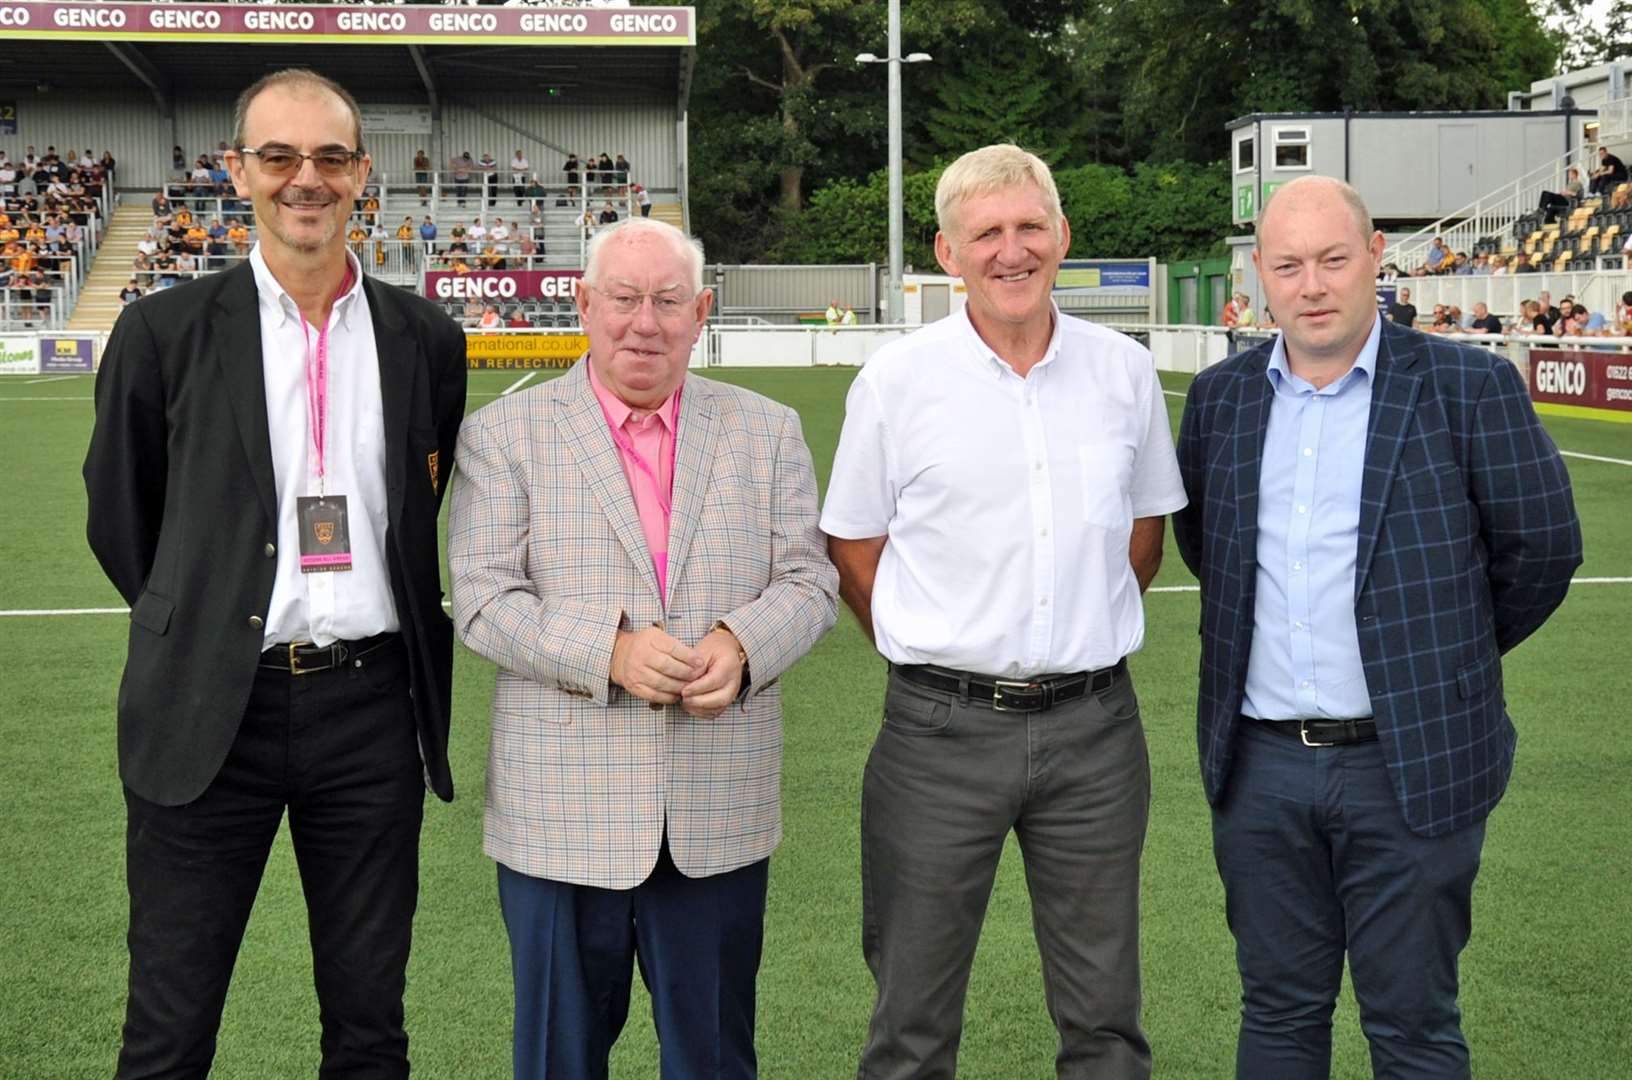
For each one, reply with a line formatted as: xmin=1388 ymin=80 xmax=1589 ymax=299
xmin=1174 ymin=176 xmax=1580 ymax=1079
xmin=448 ymin=217 xmax=837 ymax=1078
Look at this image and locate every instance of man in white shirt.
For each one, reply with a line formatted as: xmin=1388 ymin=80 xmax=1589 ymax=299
xmin=509 ymin=148 xmax=530 ymax=205
xmin=84 ymin=68 xmax=467 ymax=1080
xmin=823 ymin=144 xmax=1186 ymax=1080
xmin=488 ymin=216 xmax=510 ymax=244
xmin=467 ymin=218 xmax=487 ymax=246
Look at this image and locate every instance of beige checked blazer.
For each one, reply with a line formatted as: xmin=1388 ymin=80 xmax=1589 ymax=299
xmin=448 ymin=360 xmax=838 ymax=889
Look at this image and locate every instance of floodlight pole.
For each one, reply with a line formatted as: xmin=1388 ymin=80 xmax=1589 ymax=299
xmin=857 ymin=3 xmax=929 ymax=325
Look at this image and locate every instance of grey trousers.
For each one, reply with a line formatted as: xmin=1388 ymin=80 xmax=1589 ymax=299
xmin=857 ymin=666 xmax=1153 ymax=1080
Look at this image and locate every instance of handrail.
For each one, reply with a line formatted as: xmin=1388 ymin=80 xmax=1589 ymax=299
xmin=1381 ymin=143 xmax=1602 ymax=271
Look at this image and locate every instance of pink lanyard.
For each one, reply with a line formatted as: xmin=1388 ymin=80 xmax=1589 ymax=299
xmin=603 ymin=391 xmax=679 ymax=516
xmin=300 ymin=262 xmax=357 ymax=493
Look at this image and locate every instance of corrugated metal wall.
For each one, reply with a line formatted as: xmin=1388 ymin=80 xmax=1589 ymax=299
xmin=0 ymin=92 xmax=678 ymax=192
xmin=712 ymin=265 xmax=876 ymax=318
xmin=439 ymin=99 xmax=677 ymax=191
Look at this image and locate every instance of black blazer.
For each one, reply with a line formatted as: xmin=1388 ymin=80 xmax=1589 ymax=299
xmin=85 ymin=262 xmax=468 ymax=806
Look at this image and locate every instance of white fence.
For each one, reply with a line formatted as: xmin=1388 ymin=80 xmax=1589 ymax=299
xmin=1390 ymin=270 xmax=1630 ymax=321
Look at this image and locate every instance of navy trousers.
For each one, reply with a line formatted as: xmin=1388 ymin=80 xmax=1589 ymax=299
xmin=496 ymin=842 xmax=769 ymax=1080
xmin=1211 ymin=722 xmax=1487 ymax=1080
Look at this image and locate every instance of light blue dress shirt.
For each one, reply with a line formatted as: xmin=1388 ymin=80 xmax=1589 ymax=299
xmin=1241 ymin=315 xmax=1380 ymax=721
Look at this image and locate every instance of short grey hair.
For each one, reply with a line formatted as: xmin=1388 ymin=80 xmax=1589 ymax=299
xmin=1256 ymin=175 xmax=1374 ymax=248
xmin=232 ymin=69 xmax=364 ymax=152
xmin=583 ymin=218 xmax=705 ymax=294
xmin=935 ymin=144 xmax=1063 ymax=237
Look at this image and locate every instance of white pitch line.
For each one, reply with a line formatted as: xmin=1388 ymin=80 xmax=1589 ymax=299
xmin=0 ymin=396 xmax=92 ymax=401
xmin=24 ymin=375 xmax=78 ymax=385
xmin=501 ymin=371 xmax=538 ymax=396
xmin=1560 ymin=450 xmax=1632 ymax=467
xmin=1148 ymin=585 xmax=1199 ymax=593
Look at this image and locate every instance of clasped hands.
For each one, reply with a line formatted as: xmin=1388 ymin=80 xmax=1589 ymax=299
xmin=610 ymin=624 xmax=744 ymax=719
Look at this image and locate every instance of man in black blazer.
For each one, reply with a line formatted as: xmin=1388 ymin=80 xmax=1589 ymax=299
xmin=83 ymin=70 xmax=466 ymax=1079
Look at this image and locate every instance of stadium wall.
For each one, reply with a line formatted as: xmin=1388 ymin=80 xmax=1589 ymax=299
xmin=5 ymin=93 xmax=679 ymax=192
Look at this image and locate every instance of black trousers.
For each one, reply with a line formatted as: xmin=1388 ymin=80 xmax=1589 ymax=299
xmin=117 ymin=637 xmax=425 ymax=1080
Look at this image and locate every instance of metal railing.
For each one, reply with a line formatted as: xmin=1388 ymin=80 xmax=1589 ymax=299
xmin=1387 ymin=267 xmax=1630 ymax=322
xmin=1381 ymin=144 xmax=1604 ymax=272
xmin=0 ymin=287 xmax=70 ymax=332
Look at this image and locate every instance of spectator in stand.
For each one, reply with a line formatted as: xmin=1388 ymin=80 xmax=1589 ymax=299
xmin=479 ymin=151 xmax=499 ymax=208
xmin=184 ymin=220 xmax=208 ymax=256
xmin=598 ymin=200 xmax=619 ymax=226
xmin=1537 ymin=166 xmax=1584 ymax=224
xmin=1589 ymin=146 xmax=1628 ymax=197
xmin=634 ymin=183 xmax=652 ymax=218
xmin=360 ymin=191 xmax=381 ymax=226
xmin=1387 ymin=286 xmax=1417 ymax=328
xmin=523 ymin=174 xmax=547 ymax=219
xmin=448 ymin=222 xmax=468 ymax=255
xmin=517 ymin=231 xmax=540 ymax=264
xmin=1452 ymin=252 xmax=1472 ymax=275
xmin=100 ymin=150 xmax=116 ymax=178
xmin=1617 ymin=291 xmax=1632 ymax=334
xmin=564 ymin=152 xmax=581 ymax=189
xmin=1622 ymin=231 xmax=1632 ymax=261
xmin=1466 ymin=302 xmax=1502 ymax=334
xmin=452 ymin=152 xmax=473 ymax=207
xmin=489 ymin=217 xmax=510 ymax=245
xmin=1448 ymin=304 xmax=1465 ymax=329
xmin=206 ymin=219 xmax=228 ymax=268
xmin=119 ymin=279 xmax=143 ymax=306
xmin=1489 ymin=253 xmax=1509 ymax=275
xmin=478 ymin=303 xmax=502 ymax=329
xmin=1576 ymin=305 xmax=1608 ymax=333
xmin=347 ymin=222 xmax=368 ymax=261
xmin=414 ymin=149 xmax=432 ymax=206
xmin=479 ymin=243 xmax=505 ymax=271
xmin=578 ymin=206 xmax=596 ymax=241
xmin=227 ymin=218 xmax=251 ymax=255
xmin=1469 ymin=252 xmax=1491 ymax=274
xmin=1535 ymin=290 xmax=1560 ymax=332
xmin=1424 ymin=236 xmax=1450 ymax=273
xmin=505 ymin=307 xmax=530 ymax=328
xmin=595 ymin=152 xmax=614 ymax=190
xmin=510 ymin=149 xmax=530 ymax=205
xmin=150 ymin=191 xmax=170 ymax=218
xmin=396 ymin=216 xmax=415 ymax=243
xmin=130 ymin=252 xmax=153 ymax=285
xmin=170 ymin=145 xmax=186 ymax=178
xmin=0 ymin=159 xmax=16 ymax=197
xmin=1512 ymin=252 xmax=1534 ymax=273
xmin=369 ymin=220 xmax=389 ymax=268
xmin=614 ymin=153 xmax=631 ymax=190
xmin=467 ymin=218 xmax=487 ymax=247
xmin=462 ymin=296 xmax=483 ymax=325
xmin=174 ymin=249 xmax=198 ymax=276
xmin=419 ymin=215 xmax=437 ymax=251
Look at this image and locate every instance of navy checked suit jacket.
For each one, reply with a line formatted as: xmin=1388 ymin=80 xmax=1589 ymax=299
xmin=1173 ymin=320 xmax=1582 ymax=837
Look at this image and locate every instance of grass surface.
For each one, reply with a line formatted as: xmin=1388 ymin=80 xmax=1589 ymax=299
xmin=1 ymin=365 xmax=1628 ymax=1078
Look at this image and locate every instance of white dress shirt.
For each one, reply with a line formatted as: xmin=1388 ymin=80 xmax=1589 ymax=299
xmin=822 ymin=304 xmax=1188 ymax=676
xmin=251 ymin=243 xmax=398 ymax=647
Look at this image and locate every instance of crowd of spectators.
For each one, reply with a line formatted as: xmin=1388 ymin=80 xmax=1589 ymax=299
xmin=1384 ymin=287 xmax=1627 ymax=338
xmin=0 ymin=144 xmax=109 ymax=326
xmin=132 ymin=187 xmax=250 ymax=291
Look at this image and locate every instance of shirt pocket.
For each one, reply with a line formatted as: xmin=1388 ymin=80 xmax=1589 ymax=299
xmin=1079 ymin=441 xmax=1135 ymax=530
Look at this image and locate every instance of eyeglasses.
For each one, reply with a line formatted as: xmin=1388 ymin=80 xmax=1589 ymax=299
xmin=589 ymin=283 xmax=695 ymax=318
xmin=238 ymin=147 xmax=364 ymax=177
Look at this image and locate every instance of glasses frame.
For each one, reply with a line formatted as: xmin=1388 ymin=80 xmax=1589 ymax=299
xmin=237 ymin=146 xmax=366 ymax=178
xmin=587 ymin=282 xmax=698 ymax=319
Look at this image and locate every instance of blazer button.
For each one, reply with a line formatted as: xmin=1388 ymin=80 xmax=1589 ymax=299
xmin=264 ymin=542 xmax=277 ymax=558
xmin=248 ymin=615 xmax=264 ymax=629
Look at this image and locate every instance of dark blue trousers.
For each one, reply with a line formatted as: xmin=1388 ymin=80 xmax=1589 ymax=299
xmin=1212 ymin=722 xmax=1486 ymax=1080
xmin=496 ymin=843 xmax=768 ymax=1080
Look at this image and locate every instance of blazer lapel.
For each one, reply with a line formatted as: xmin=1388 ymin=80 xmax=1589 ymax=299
xmin=557 ymin=362 xmax=663 ymax=603
xmin=1232 ymin=350 xmax=1274 ymax=587
xmin=365 ymin=277 xmax=413 ymax=528
xmin=663 ymin=376 xmax=720 ymax=605
xmin=213 ymin=263 xmax=277 ymax=526
xmin=1354 ymin=324 xmax=1424 ymax=598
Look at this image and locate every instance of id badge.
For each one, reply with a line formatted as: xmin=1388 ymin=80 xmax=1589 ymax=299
xmin=297 ymin=495 xmax=354 ymax=573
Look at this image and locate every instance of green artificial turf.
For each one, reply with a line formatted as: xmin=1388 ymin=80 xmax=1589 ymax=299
xmin=1 ymin=366 xmax=1627 ymax=1077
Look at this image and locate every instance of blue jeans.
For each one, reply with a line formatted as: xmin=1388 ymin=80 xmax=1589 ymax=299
xmin=1212 ymin=721 xmax=1486 ymax=1080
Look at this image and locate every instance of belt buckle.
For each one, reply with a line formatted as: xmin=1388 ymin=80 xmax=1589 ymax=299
xmin=288 ymin=640 xmax=313 ymax=676
xmin=991 ymin=679 xmax=1039 ymax=712
xmin=1298 ymin=720 xmax=1335 ymax=748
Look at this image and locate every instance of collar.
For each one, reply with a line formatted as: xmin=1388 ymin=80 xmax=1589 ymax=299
xmin=248 ymin=242 xmax=366 ymax=331
xmin=586 ymin=354 xmax=681 ymax=434
xmin=1266 ymin=312 xmax=1380 ymax=395
xmin=957 ymin=299 xmax=1064 ymax=379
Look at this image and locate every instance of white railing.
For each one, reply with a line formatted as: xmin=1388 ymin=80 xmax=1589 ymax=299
xmin=1599 ymin=97 xmax=1632 ymax=145
xmin=1382 ymin=144 xmax=1603 ymax=271
xmin=1391 ymin=268 xmax=1631 ymax=321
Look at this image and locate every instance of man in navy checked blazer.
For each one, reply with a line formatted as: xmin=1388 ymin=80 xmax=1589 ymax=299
xmin=1175 ymin=176 xmax=1581 ymax=1079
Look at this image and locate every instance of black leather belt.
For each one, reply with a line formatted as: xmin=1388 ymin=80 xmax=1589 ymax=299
xmin=892 ymin=658 xmax=1126 ymax=713
xmin=259 ymin=632 xmax=400 ymax=676
xmin=1245 ymin=716 xmax=1378 ymax=747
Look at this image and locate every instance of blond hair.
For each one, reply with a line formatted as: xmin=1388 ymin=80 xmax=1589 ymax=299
xmin=935 ymin=144 xmax=1063 ymax=237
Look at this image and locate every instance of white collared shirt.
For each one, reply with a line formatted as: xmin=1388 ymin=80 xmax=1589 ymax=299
xmin=250 ymin=243 xmax=398 ymax=647
xmin=822 ymin=304 xmax=1188 ymax=676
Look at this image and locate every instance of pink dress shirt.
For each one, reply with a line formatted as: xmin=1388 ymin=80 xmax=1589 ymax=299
xmin=587 ymin=360 xmax=681 ymax=602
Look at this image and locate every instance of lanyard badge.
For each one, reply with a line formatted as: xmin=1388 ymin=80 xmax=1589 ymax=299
xmin=296 ymin=262 xmax=357 ymax=574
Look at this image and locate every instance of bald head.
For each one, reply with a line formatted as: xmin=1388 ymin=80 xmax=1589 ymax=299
xmin=1257 ymin=176 xmax=1374 ymax=251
